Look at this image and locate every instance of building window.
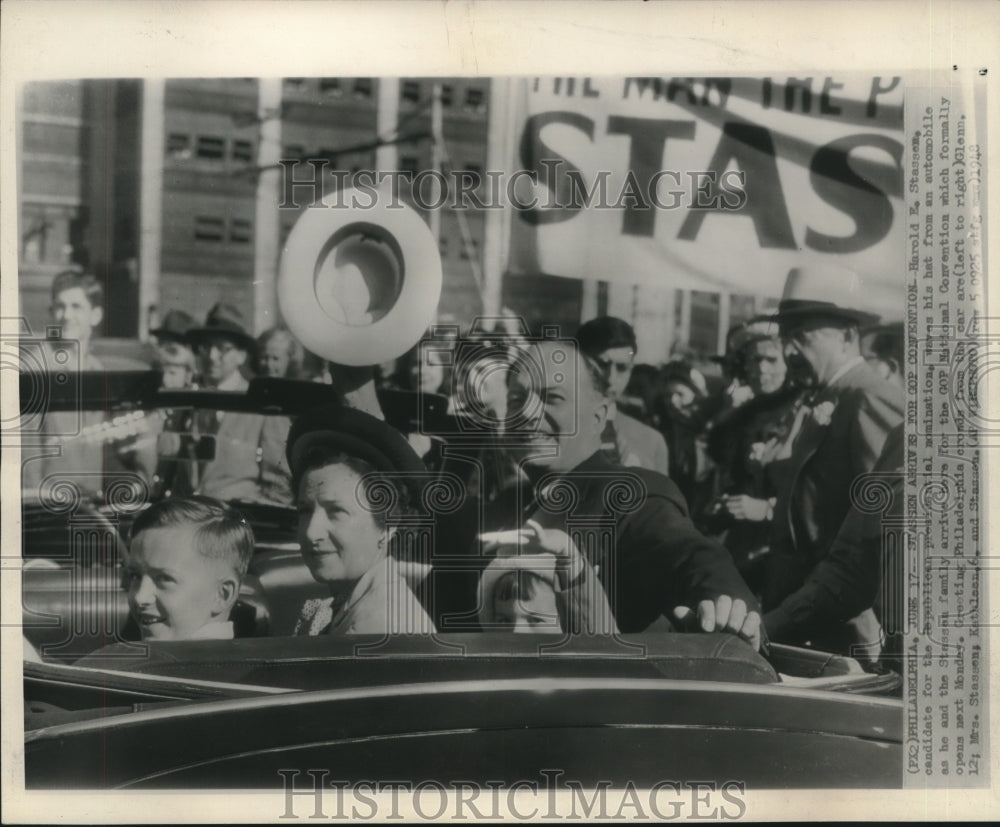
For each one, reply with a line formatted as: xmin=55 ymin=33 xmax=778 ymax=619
xmin=440 ymin=85 xmax=453 ymax=106
xmin=462 ymin=164 xmax=484 ymax=194
xmin=196 ymin=135 xmax=225 ymax=160
xmin=21 ymin=207 xmax=51 ymax=264
xmin=319 ymin=78 xmax=342 ymax=95
xmin=400 ymin=155 xmax=420 ymax=175
xmin=283 ymin=144 xmax=305 ymax=160
xmin=167 ymin=133 xmax=191 ymax=159
xmin=231 ymin=140 xmax=253 ymax=162
xmin=21 ymin=204 xmax=76 ymax=266
xmin=194 ymin=216 xmax=225 ymax=242
xmin=401 ymin=81 xmax=421 ymax=103
xmin=459 ymin=237 xmax=479 ymax=261
xmin=230 ymin=218 xmax=252 ymax=243
xmin=464 ymin=87 xmax=486 ymax=113
xmin=353 ymin=78 xmax=373 ymax=99
xmin=284 ymin=77 xmax=306 ymax=90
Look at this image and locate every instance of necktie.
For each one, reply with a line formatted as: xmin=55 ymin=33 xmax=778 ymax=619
xmin=191 ymin=409 xmax=220 ymax=489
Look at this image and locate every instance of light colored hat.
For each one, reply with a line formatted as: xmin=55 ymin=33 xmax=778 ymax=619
xmin=769 ymin=264 xmax=891 ymax=332
xmin=277 ymin=186 xmax=442 ymax=367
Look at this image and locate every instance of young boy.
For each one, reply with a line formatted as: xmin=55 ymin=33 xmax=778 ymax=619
xmin=123 ymin=496 xmax=254 ymax=641
xmin=477 ymin=521 xmax=618 ymax=636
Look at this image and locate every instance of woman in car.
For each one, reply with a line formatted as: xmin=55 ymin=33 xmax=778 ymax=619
xmin=286 ymin=406 xmax=436 ymax=635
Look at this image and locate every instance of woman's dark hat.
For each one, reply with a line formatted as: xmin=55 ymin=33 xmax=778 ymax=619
xmin=286 ymin=405 xmax=427 ymax=489
xmin=661 ymin=361 xmax=707 ymax=397
xmin=186 ymin=303 xmax=257 ymax=353
xmin=709 ymin=320 xmax=776 ymax=363
xmin=150 ymin=309 xmax=196 ymax=345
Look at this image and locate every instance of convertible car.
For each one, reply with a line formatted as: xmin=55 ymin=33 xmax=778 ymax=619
xmin=19 ymin=370 xmax=903 ymax=790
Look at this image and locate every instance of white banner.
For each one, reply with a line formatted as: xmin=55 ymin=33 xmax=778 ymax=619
xmin=507 ymin=75 xmax=905 ymax=313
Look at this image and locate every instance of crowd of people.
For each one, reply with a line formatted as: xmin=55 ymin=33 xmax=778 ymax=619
xmin=25 ymin=263 xmax=906 ymax=670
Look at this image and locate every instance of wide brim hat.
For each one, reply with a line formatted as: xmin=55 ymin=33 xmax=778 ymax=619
xmin=151 ymin=309 xmax=197 ymax=344
xmin=277 ymin=186 xmax=443 ymax=367
xmin=286 ymin=404 xmax=427 ymax=494
xmin=186 ymin=303 xmax=257 ymax=353
xmin=766 ymin=265 xmax=892 ymax=334
xmin=476 ymin=552 xmax=559 ymax=628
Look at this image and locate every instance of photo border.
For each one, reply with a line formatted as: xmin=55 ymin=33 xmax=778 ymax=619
xmin=2 ymin=0 xmax=998 ymax=822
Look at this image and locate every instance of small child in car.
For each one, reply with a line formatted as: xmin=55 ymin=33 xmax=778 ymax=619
xmin=123 ymin=496 xmax=254 ymax=641
xmin=477 ymin=522 xmax=618 ymax=635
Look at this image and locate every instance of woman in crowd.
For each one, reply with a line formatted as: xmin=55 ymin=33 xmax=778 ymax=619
xmin=286 ymin=406 xmax=436 ymax=636
xmin=657 ymin=361 xmax=715 ymax=515
xmin=703 ymin=329 xmax=810 ymax=591
xmin=257 ymin=326 xmax=304 ymax=379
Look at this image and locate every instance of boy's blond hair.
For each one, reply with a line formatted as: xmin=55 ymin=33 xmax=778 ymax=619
xmin=130 ymin=496 xmax=254 ymax=579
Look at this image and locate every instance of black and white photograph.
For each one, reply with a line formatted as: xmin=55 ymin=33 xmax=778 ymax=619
xmin=2 ymin=1 xmax=997 ymax=821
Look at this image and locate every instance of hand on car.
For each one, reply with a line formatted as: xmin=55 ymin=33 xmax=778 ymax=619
xmin=672 ymin=596 xmax=762 ymax=651
xmin=721 ymin=494 xmax=771 ymax=522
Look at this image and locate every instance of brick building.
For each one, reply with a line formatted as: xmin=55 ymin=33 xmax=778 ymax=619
xmin=18 ymin=77 xmax=492 ymax=340
xmin=18 ymin=77 xmax=755 ymax=362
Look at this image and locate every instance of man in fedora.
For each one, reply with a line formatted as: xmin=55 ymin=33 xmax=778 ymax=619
xmin=761 ymin=264 xmax=903 ymax=657
xmin=187 ymin=303 xmax=257 ymax=393
xmin=181 ymin=303 xmax=292 ymax=504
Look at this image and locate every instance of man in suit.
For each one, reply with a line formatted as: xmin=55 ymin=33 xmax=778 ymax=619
xmin=575 ymin=316 xmax=670 ymax=477
xmin=184 ymin=304 xmax=292 ymax=504
xmin=472 ymin=338 xmax=761 ymax=646
xmin=764 ymin=423 xmax=903 ymax=664
xmin=761 ymin=265 xmax=904 ymax=654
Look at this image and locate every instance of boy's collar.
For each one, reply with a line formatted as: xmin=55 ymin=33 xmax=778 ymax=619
xmin=186 ymin=620 xmax=235 ymax=641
